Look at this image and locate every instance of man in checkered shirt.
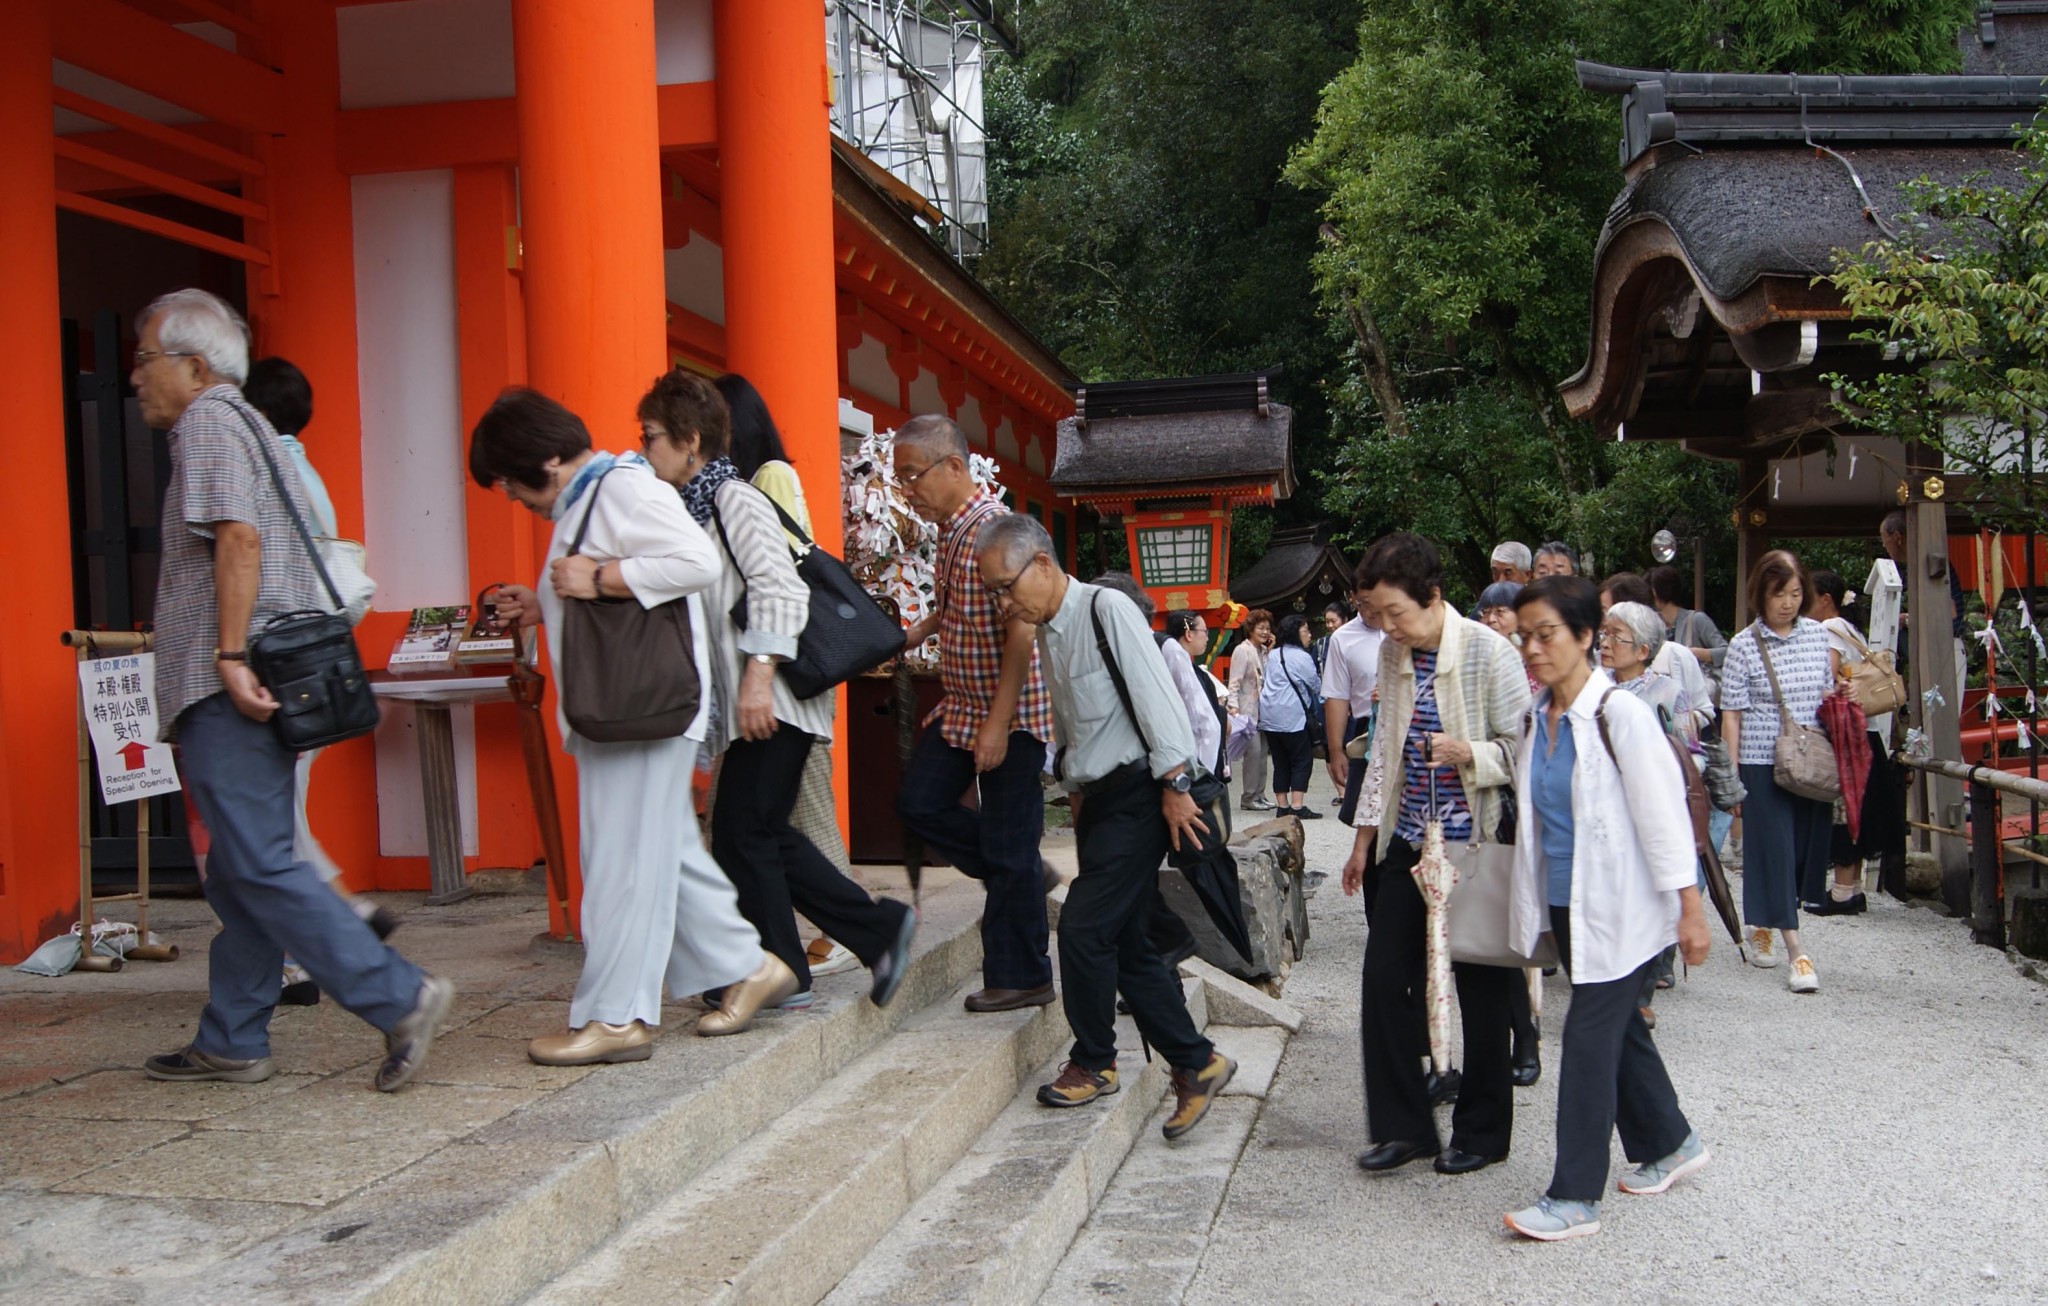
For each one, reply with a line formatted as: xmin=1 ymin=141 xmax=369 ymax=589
xmin=893 ymin=415 xmax=1058 ymax=1013
xmin=132 ymin=289 xmax=451 ymax=1093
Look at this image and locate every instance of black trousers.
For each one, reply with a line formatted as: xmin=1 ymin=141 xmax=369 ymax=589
xmin=1264 ymin=728 xmax=1314 ymax=793
xmin=1360 ymin=837 xmax=1516 ymax=1156
xmin=1336 ymin=715 xmax=1370 ymax=826
xmin=1064 ymin=769 xmax=1214 ymax=1073
xmin=712 ymin=728 xmax=909 ymax=992
xmin=1548 ymin=908 xmax=1691 ymax=1202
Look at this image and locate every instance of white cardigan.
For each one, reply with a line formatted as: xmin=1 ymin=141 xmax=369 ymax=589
xmin=1509 ymin=669 xmax=1699 ymax=984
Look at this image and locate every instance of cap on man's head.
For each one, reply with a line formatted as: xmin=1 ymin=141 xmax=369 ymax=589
xmin=1491 ymin=541 xmax=1532 ymax=571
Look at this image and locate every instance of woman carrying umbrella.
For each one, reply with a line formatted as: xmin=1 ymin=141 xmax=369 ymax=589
xmin=1503 ymin=576 xmax=1712 ymax=1242
xmin=1341 ymin=533 xmax=1530 ymax=1177
xmin=1806 ymin=570 xmax=1896 ymax=915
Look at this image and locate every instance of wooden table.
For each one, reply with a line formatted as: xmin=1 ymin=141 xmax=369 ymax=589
xmin=370 ymin=664 xmax=521 ymax=905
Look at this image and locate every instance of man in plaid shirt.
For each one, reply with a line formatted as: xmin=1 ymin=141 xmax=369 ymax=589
xmin=131 ymin=290 xmax=452 ymax=1094
xmin=893 ymin=415 xmax=1057 ymax=1012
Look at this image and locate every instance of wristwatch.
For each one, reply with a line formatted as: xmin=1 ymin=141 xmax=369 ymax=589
xmin=213 ymin=649 xmax=248 ymax=663
xmin=1161 ymin=771 xmax=1194 ymax=795
xmin=749 ymin=653 xmax=776 ymax=666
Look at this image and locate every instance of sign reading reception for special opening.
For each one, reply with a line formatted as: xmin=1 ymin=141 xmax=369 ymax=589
xmin=78 ymin=654 xmax=181 ymax=805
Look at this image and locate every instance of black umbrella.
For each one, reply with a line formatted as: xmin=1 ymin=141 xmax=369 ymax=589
xmin=1699 ymin=839 xmax=1744 ymax=958
xmin=1167 ymin=784 xmax=1255 ymax=963
xmin=887 ymin=604 xmax=924 ymax=909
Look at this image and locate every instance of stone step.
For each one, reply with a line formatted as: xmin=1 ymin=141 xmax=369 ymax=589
xmin=187 ymin=880 xmax=990 ymax=1306
xmin=531 ymin=980 xmax=1072 ymax=1306
xmin=821 ymin=978 xmax=1227 ymax=1306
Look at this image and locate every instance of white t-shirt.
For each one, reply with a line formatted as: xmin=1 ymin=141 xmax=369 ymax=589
xmin=1321 ymin=617 xmax=1384 ymax=721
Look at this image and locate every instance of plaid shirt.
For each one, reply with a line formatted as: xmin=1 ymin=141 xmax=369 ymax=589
xmin=154 ymin=385 xmax=329 ymax=740
xmin=932 ymin=494 xmax=1053 ymax=748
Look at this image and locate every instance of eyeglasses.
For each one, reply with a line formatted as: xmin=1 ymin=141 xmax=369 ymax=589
xmin=1523 ymin=623 xmax=1572 ymax=645
xmin=132 ymin=349 xmax=194 ymax=368
xmin=984 ymin=554 xmax=1044 ymax=600
xmin=897 ymin=458 xmax=949 ymax=490
xmin=1597 ymin=630 xmax=1637 ymax=647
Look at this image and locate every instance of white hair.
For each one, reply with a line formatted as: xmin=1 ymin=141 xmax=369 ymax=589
xmin=140 ymin=288 xmax=249 ymax=385
xmin=1490 ymin=540 xmax=1531 ymax=570
xmin=1605 ymin=600 xmax=1665 ymax=662
xmin=977 ymin=512 xmax=1054 ymax=573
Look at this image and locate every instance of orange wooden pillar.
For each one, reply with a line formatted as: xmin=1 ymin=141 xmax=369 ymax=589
xmin=511 ymin=0 xmax=668 ymax=935
xmin=0 ymin=1 xmax=79 ymax=963
xmin=251 ymin=0 xmax=384 ymax=891
xmin=715 ymin=0 xmax=853 ymax=830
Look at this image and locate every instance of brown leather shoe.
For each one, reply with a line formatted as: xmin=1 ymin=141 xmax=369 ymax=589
xmin=528 ymin=1020 xmax=654 ymax=1066
xmin=963 ymin=983 xmax=1055 ymax=1013
xmin=697 ymin=953 xmax=799 ymax=1036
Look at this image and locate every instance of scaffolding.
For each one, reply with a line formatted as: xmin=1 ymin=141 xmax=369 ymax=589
xmin=827 ymin=1 xmax=1015 ymax=259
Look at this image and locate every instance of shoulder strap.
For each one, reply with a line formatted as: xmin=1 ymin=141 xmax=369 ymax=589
xmin=567 ymin=465 xmax=617 ymax=557
xmin=1090 ymin=591 xmax=1159 ymax=761
xmin=1751 ymin=623 xmax=1798 ymax=728
xmin=1278 ymin=647 xmax=1317 ymax=717
xmin=225 ymin=401 xmax=344 ymax=612
xmin=1591 ymin=686 xmax=1622 ymax=768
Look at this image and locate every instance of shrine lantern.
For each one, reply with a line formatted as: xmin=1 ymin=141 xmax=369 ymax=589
xmin=1051 ymin=372 xmax=1294 ymax=632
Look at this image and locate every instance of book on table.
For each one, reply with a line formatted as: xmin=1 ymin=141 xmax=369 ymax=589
xmin=388 ymin=605 xmax=469 ymax=671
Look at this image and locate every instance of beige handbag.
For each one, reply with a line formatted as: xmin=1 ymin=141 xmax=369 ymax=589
xmin=1447 ymin=836 xmax=1560 ymax=968
xmin=1755 ymin=629 xmax=1841 ymax=802
xmin=1833 ymin=622 xmax=1907 ymax=717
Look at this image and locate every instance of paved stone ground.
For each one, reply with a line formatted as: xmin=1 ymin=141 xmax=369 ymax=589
xmin=1157 ymin=770 xmax=2048 ymax=1305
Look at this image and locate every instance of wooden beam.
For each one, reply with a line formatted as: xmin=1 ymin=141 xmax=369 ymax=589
xmin=53 ymin=137 xmax=265 ymax=219
xmin=52 ymin=0 xmax=284 ymax=134
xmin=336 ymin=81 xmax=718 ymax=175
xmin=53 ymin=87 xmax=263 ymax=176
xmin=55 ymin=189 xmax=269 ymax=263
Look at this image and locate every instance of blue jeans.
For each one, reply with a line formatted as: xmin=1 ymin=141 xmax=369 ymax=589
xmin=178 ymin=694 xmax=423 ymax=1059
xmin=897 ymin=725 xmax=1052 ymax=990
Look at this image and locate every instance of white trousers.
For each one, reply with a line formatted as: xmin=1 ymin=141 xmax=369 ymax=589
xmin=570 ymin=733 xmax=764 ymax=1028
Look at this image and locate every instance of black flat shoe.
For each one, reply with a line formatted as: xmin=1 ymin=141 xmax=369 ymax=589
xmin=1296 ymin=805 xmax=1324 ymax=820
xmin=869 ymin=904 xmax=919 ymax=1009
xmin=367 ymin=906 xmax=400 ymax=940
xmin=1426 ymin=1068 xmax=1462 ymax=1106
xmin=278 ymin=979 xmax=321 ymax=1007
xmin=1511 ymin=1055 xmax=1541 ymax=1088
xmin=1808 ymin=892 xmax=1868 ymax=916
xmin=1357 ymin=1139 xmax=1439 ymax=1173
xmin=1433 ymin=1147 xmax=1505 ymax=1175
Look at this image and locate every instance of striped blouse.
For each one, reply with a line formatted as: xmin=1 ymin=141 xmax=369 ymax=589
xmin=703 ymin=477 xmax=835 ymax=749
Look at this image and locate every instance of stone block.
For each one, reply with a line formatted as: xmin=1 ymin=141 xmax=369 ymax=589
xmin=1157 ymin=831 xmax=1308 ymax=980
xmin=1177 ymin=958 xmax=1303 ymax=1032
xmin=1905 ymin=851 xmax=1943 ymax=896
xmin=2012 ymin=886 xmax=2048 ymax=960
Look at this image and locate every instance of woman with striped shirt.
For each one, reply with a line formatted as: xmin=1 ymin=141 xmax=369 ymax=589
xmin=638 ymin=369 xmax=918 ymax=1011
xmin=1720 ymin=550 xmax=1831 ymax=994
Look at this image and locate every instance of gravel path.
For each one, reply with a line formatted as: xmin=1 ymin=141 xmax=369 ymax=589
xmin=1181 ymin=771 xmax=2048 ymax=1306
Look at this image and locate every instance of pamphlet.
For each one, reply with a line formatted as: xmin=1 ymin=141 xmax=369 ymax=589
xmin=388 ymin=605 xmax=469 ymax=670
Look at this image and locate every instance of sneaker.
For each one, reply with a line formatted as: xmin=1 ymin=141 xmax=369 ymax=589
xmin=1503 ymin=1195 xmax=1601 ymax=1241
xmin=375 ymin=974 xmax=455 ymax=1092
xmin=143 ymin=1046 xmax=275 ymax=1084
xmin=1163 ymin=1052 xmax=1236 ymax=1139
xmin=1787 ymin=955 xmax=1819 ymax=994
xmin=1037 ymin=1060 xmax=1118 ymax=1108
xmin=1295 ymin=806 xmax=1324 ymax=820
xmin=1747 ymin=927 xmax=1779 ymax=968
xmin=1618 ymin=1131 xmax=1710 ymax=1195
xmin=805 ymin=938 xmax=860 ymax=977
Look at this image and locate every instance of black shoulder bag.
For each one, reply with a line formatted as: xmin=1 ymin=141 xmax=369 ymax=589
xmin=228 ymin=405 xmax=380 ymax=752
xmin=558 ymin=468 xmax=702 ymax=742
xmin=1088 ymin=595 xmax=1230 ymax=841
xmin=710 ymin=481 xmax=903 ymax=700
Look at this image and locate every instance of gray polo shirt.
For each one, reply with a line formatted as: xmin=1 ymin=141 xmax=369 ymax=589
xmin=1037 ymin=579 xmax=1198 ymax=791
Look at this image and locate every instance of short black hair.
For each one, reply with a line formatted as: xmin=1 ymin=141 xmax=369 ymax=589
xmin=1809 ymin=567 xmax=1847 ymax=612
xmin=1599 ymin=572 xmax=1654 ymax=607
xmin=1323 ymin=601 xmax=1348 ymax=619
xmin=715 ymin=373 xmax=788 ymax=477
xmin=1164 ymin=611 xmax=1203 ymax=642
xmin=1646 ymin=564 xmax=1685 ymax=606
xmin=468 ymin=387 xmax=593 ymax=489
xmin=1276 ymin=613 xmax=1311 ymax=647
xmin=1357 ymin=531 xmax=1443 ymax=608
xmin=243 ymin=356 xmax=312 ymax=436
xmin=1535 ymin=540 xmax=1577 ymax=571
xmin=639 ymin=367 xmax=731 ymax=461
xmin=1515 ymin=575 xmax=1603 ymax=649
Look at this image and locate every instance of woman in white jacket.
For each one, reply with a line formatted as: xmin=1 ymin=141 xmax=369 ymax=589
xmin=1502 ymin=576 xmax=1712 ymax=1242
xmin=470 ymin=388 xmax=795 ymax=1066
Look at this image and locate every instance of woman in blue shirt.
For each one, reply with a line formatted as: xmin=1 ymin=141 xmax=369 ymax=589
xmin=1256 ymin=614 xmax=1322 ymax=819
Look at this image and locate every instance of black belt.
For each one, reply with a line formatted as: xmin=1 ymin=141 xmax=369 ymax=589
xmin=1077 ymin=759 xmax=1150 ymax=798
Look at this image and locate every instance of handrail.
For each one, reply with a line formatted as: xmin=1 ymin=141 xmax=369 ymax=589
xmin=1896 ymin=753 xmax=2048 ymax=805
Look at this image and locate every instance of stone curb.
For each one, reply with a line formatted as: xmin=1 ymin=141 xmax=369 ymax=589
xmin=197 ymin=894 xmax=989 ymax=1306
xmin=1179 ymin=956 xmax=1304 ymax=1032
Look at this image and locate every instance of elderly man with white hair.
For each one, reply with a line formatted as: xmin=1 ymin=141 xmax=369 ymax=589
xmin=132 ymin=289 xmax=452 ymax=1093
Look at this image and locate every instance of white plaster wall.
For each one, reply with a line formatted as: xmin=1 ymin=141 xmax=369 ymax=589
xmin=664 ymin=237 xmax=726 ymax=325
xmin=846 ymin=333 xmax=898 ymax=412
xmin=338 ymin=0 xmax=516 ymax=110
xmin=654 ymin=0 xmax=715 ymax=83
xmin=993 ymin=417 xmax=1021 ymax=464
xmin=351 ymin=169 xmax=478 ymax=858
xmin=907 ymin=367 xmax=946 ymax=419
xmin=957 ymin=394 xmax=987 ymax=446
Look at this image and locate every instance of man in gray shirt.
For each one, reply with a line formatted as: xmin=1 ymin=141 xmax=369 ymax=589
xmin=977 ymin=515 xmax=1235 ymax=1140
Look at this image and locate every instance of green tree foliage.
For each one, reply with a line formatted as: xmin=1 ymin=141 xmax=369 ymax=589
xmin=1828 ymin=123 xmax=2048 ymax=536
xmin=1283 ymin=0 xmax=1973 ymax=601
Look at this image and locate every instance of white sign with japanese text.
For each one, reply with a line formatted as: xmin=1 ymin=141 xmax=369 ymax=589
xmin=78 ymin=654 xmax=181 ymax=804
